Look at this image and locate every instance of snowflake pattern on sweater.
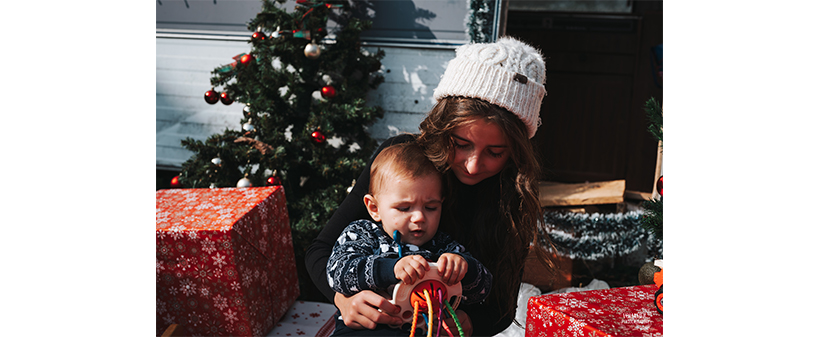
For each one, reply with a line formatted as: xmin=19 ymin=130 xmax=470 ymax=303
xmin=327 ymin=219 xmax=492 ymax=305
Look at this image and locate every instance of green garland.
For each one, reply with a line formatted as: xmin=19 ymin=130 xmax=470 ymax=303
xmin=466 ymin=0 xmax=495 ymax=43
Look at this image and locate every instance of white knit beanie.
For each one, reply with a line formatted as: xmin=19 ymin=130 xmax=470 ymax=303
xmin=433 ymin=36 xmax=547 ymax=138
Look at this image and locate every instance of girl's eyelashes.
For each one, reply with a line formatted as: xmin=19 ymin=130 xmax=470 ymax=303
xmin=488 ymin=149 xmax=505 ymax=158
xmin=451 ymin=136 xmax=470 ymax=148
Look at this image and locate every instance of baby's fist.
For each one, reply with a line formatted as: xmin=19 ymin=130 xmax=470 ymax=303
xmin=394 ymin=255 xmax=429 ymax=284
xmin=437 ymin=253 xmax=467 ymax=286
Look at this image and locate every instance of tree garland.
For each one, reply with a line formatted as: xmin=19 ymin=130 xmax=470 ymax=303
xmin=541 ymin=211 xmax=663 ymax=261
xmin=466 ymin=0 xmax=495 ymax=43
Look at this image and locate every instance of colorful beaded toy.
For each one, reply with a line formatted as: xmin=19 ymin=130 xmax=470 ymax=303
xmin=389 ymin=231 xmax=465 ymax=337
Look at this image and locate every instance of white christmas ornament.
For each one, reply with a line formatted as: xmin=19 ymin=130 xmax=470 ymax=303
xmin=237 ymin=177 xmax=252 ymax=188
xmin=304 ymin=43 xmax=321 ymax=59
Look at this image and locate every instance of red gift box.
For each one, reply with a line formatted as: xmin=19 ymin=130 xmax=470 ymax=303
xmin=156 ymin=186 xmax=299 ymax=336
xmin=526 ymin=285 xmax=662 ymax=337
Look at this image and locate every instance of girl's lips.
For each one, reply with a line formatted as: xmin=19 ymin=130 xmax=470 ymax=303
xmin=410 ymin=230 xmax=425 ymax=237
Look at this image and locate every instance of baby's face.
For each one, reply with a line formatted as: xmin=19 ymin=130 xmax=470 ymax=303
xmin=374 ymin=172 xmax=442 ymax=247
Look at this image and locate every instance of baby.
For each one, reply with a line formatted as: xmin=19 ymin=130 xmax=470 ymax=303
xmin=326 ymin=141 xmax=492 ymax=335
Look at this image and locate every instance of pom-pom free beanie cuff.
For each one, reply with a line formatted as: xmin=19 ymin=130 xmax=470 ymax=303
xmin=433 ymin=37 xmax=547 ymax=138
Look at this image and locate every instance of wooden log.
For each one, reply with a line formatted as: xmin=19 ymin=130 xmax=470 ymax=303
xmin=539 ymin=180 xmax=625 ymax=207
xmin=624 ymin=189 xmax=653 ymax=201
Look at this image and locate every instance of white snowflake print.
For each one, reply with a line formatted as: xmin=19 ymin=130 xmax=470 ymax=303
xmin=242 ymin=272 xmax=253 ymax=287
xmin=225 ymin=309 xmax=239 ymax=324
xmin=187 ymin=230 xmax=198 ymax=240
xmin=162 ymin=313 xmax=175 ymax=325
xmin=260 ymin=271 xmax=269 ymax=286
xmin=213 ymin=294 xmax=229 ymax=310
xmin=177 ymin=255 xmax=191 ymax=271
xmin=201 ymin=238 xmax=217 ymax=254
xmin=567 ymin=320 xmax=585 ymax=335
xmin=258 ymin=237 xmax=267 ymax=252
xmin=627 ymin=289 xmax=651 ymax=301
xmin=406 ymin=244 xmax=419 ymax=252
xmin=559 ymin=297 xmax=588 ymax=309
xmin=231 ymin=281 xmax=241 ymax=291
xmin=200 ymin=285 xmax=210 ymax=297
xmin=380 ymin=243 xmax=390 ymax=253
xmin=180 ymin=279 xmax=196 ymax=296
xmin=157 ymin=300 xmax=167 ymax=314
xmin=212 ymin=253 xmax=227 ymax=268
xmin=169 ymin=224 xmax=186 ymax=240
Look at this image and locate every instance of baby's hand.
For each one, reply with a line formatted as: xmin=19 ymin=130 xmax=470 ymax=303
xmin=437 ymin=253 xmax=467 ymax=286
xmin=394 ymin=255 xmax=429 ymax=285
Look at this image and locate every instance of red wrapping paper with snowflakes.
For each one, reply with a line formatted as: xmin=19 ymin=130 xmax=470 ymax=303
xmin=526 ymin=285 xmax=662 ymax=337
xmin=156 ymin=186 xmax=299 ymax=337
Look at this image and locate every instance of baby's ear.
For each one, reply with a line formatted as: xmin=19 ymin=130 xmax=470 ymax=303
xmin=363 ymin=194 xmax=381 ymax=222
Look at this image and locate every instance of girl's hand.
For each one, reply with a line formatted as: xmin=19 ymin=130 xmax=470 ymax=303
xmin=394 ymin=255 xmax=430 ymax=284
xmin=334 ymin=291 xmax=403 ymax=329
xmin=443 ymin=309 xmax=473 ymax=336
xmin=437 ymin=253 xmax=468 ymax=286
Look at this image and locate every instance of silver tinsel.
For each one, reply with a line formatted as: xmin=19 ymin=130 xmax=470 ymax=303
xmin=541 ymin=210 xmax=663 ymax=261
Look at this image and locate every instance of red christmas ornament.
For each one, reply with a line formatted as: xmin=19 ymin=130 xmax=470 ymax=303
xmin=240 ymin=53 xmax=253 ymax=65
xmin=321 ymin=85 xmax=336 ymax=98
xmin=220 ymin=91 xmax=233 ymax=105
xmin=311 ymin=130 xmax=327 ymax=144
xmin=170 ymin=176 xmax=181 ymax=188
xmin=252 ymin=31 xmax=266 ymax=40
xmin=267 ymin=176 xmax=282 ymax=186
xmin=657 ymin=176 xmax=663 ymax=196
xmin=204 ymin=89 xmax=220 ymax=104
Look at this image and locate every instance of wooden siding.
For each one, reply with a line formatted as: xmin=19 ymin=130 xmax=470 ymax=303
xmin=156 ymin=37 xmax=454 ymax=169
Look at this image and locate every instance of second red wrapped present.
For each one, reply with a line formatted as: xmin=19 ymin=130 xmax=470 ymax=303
xmin=526 ymin=285 xmax=662 ymax=337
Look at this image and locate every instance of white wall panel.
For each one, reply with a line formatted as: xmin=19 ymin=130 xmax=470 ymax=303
xmin=157 ymin=38 xmax=454 ymax=169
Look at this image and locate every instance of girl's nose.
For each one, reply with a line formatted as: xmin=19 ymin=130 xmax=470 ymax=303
xmin=464 ymin=152 xmax=480 ymax=174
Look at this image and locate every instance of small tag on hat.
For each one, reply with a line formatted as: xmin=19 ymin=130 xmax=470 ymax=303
xmin=513 ymin=73 xmax=528 ymax=84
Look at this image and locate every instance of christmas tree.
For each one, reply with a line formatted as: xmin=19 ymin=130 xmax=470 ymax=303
xmin=176 ymin=0 xmax=385 ymax=300
xmin=640 ymin=97 xmax=662 ymax=237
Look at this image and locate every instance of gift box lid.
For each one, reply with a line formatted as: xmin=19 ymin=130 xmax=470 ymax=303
xmin=156 ymin=186 xmax=287 ymax=261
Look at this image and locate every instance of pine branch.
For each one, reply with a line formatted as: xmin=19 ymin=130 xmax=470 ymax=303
xmin=643 ymin=97 xmax=663 ymax=143
xmin=639 ymin=198 xmax=663 ymax=236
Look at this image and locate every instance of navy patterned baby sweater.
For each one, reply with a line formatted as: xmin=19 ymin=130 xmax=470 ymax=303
xmin=326 ymin=219 xmax=492 ymax=305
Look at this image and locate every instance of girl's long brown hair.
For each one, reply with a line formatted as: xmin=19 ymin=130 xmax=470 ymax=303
xmin=417 ymin=96 xmax=555 ymax=324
